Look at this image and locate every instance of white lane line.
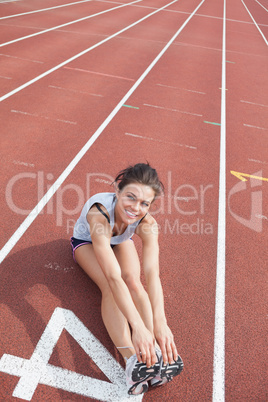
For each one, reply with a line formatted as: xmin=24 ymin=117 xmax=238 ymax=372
xmin=117 ymin=0 xmax=268 ymax=26
xmin=64 ymin=66 xmax=135 ymax=81
xmin=0 ymin=0 xmax=206 ymax=263
xmin=240 ymin=100 xmax=268 ymax=107
xmin=156 ymin=83 xmax=206 ymax=94
xmin=11 ymin=109 xmax=77 ymax=125
xmin=254 ymin=0 xmax=268 ymax=12
xmin=0 ymin=75 xmax=11 ymax=79
xmin=0 ymin=0 xmax=177 ymax=102
xmin=213 ymin=0 xmax=226 ymax=401
xmin=125 ymin=132 xmax=197 ymax=149
xmin=243 ymin=123 xmax=268 ymax=130
xmin=241 ymin=0 xmax=268 ymax=45
xmin=0 ymin=0 xmax=93 ymax=20
xmin=143 ymin=103 xmax=202 ymax=117
xmin=48 ymin=85 xmax=103 ymax=97
xmin=0 ymin=0 xmax=142 ymax=48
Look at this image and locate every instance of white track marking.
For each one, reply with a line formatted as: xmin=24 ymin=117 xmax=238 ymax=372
xmin=0 ymin=0 xmax=93 ymax=20
xmin=11 ymin=109 xmax=77 ymax=125
xmin=125 ymin=132 xmax=197 ymax=149
xmin=248 ymin=158 xmax=267 ymax=164
xmin=64 ymin=66 xmax=135 ymax=81
xmin=254 ymin=0 xmax=268 ymax=12
xmin=241 ymin=0 xmax=268 ymax=45
xmin=243 ymin=123 xmax=268 ymax=130
xmin=175 ymin=39 xmax=267 ymax=57
xmin=240 ymin=100 xmax=268 ymax=107
xmin=0 ymin=308 xmax=139 ymax=400
xmin=213 ymin=0 xmax=226 ymax=401
xmin=143 ymin=103 xmax=202 ymax=117
xmin=0 ymin=0 xmax=206 ymax=263
xmin=0 ymin=0 xmax=177 ymax=102
xmin=109 ymin=0 xmax=268 ymax=26
xmin=0 ymin=0 xmax=142 ymax=48
xmin=0 ymin=53 xmax=43 ymax=63
xmin=13 ymin=160 xmax=35 ymax=168
xmin=49 ymin=85 xmax=103 ymax=97
xmin=156 ymin=83 xmax=206 ymax=94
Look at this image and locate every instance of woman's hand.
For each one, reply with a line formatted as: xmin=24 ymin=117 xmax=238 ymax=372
xmin=154 ymin=321 xmax=178 ymax=365
xmin=131 ymin=325 xmax=157 ymax=368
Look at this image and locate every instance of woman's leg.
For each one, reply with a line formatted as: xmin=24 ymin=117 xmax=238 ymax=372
xmin=113 ymin=240 xmax=154 ymax=336
xmin=74 ymin=244 xmax=135 ymax=360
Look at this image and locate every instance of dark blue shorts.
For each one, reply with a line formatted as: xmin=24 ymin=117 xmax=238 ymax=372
xmin=70 ymin=236 xmax=116 ymax=262
xmin=70 ymin=237 xmax=92 ymax=262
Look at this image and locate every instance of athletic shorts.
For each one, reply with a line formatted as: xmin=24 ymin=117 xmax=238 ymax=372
xmin=70 ymin=236 xmax=116 ymax=262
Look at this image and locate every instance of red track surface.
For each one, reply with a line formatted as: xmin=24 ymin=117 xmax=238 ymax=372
xmin=0 ymin=0 xmax=267 ymax=401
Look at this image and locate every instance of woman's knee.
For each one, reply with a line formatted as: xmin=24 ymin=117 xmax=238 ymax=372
xmin=123 ymin=275 xmax=144 ymax=295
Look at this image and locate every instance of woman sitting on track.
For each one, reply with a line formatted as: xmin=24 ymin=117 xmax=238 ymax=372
xmin=71 ymin=163 xmax=183 ymax=395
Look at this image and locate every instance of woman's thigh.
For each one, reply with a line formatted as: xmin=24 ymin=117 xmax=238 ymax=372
xmin=74 ymin=243 xmax=109 ymax=293
xmin=113 ymin=239 xmax=141 ymax=282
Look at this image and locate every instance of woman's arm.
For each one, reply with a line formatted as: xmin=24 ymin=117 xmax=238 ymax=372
xmin=87 ymin=209 xmax=157 ymax=367
xmin=136 ymin=215 xmax=178 ymax=365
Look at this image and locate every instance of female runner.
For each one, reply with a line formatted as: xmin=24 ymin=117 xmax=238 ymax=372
xmin=71 ymin=163 xmax=183 ymax=395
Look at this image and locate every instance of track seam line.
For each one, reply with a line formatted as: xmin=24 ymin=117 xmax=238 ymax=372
xmin=0 ymin=0 xmax=205 ymax=263
xmin=0 ymin=0 xmax=142 ymax=48
xmin=0 ymin=0 xmax=177 ymax=102
xmin=241 ymin=0 xmax=268 ymax=46
xmin=213 ymin=0 xmax=226 ymax=401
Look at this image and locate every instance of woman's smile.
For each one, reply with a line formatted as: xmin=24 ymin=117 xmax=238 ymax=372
xmin=115 ymin=183 xmax=155 ymax=225
xmin=125 ymin=209 xmax=138 ymax=219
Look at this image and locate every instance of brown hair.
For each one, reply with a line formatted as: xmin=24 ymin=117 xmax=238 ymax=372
xmin=114 ymin=163 xmax=164 ymax=198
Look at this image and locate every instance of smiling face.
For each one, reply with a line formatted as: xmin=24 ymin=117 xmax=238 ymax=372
xmin=115 ymin=182 xmax=155 ymax=226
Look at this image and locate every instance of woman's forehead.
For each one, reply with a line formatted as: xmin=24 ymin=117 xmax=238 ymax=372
xmin=122 ymin=183 xmax=155 ymax=200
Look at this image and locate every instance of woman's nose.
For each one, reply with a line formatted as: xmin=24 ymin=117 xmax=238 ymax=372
xmin=132 ymin=201 xmax=140 ymax=212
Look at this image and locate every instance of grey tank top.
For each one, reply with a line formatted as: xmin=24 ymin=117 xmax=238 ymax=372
xmin=73 ymin=192 xmax=141 ymax=245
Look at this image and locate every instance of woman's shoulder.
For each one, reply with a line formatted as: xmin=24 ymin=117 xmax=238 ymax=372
xmin=136 ymin=213 xmax=158 ymax=239
xmin=87 ymin=192 xmax=115 ymax=202
xmin=85 ymin=193 xmax=114 ymax=222
xmin=140 ymin=213 xmax=157 ymax=225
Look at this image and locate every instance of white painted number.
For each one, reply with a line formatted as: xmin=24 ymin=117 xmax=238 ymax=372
xmin=0 ymin=308 xmax=142 ymax=401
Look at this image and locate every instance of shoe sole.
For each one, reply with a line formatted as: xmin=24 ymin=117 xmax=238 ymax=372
xmin=128 ymin=380 xmax=149 ymax=395
xmin=160 ymin=355 xmax=184 ymax=382
xmin=132 ymin=361 xmax=160 ymax=382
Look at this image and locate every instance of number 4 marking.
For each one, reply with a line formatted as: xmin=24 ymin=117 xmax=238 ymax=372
xmin=0 ymin=308 xmax=142 ymax=401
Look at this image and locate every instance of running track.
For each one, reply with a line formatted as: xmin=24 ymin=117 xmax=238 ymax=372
xmin=0 ymin=0 xmax=267 ymax=401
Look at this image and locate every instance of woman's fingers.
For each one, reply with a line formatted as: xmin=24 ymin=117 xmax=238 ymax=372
xmin=155 ymin=324 xmax=179 ymax=365
xmin=158 ymin=337 xmax=178 ymax=365
xmin=171 ymin=342 xmax=178 ymax=362
xmin=132 ymin=329 xmax=156 ymax=367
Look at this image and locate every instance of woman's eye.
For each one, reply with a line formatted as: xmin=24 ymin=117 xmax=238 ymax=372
xmin=142 ymin=202 xmax=149 ymax=207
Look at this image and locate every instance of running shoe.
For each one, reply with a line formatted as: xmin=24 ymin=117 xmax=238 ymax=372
xmin=125 ymin=354 xmax=159 ymax=395
xmin=150 ymin=348 xmax=184 ymax=387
